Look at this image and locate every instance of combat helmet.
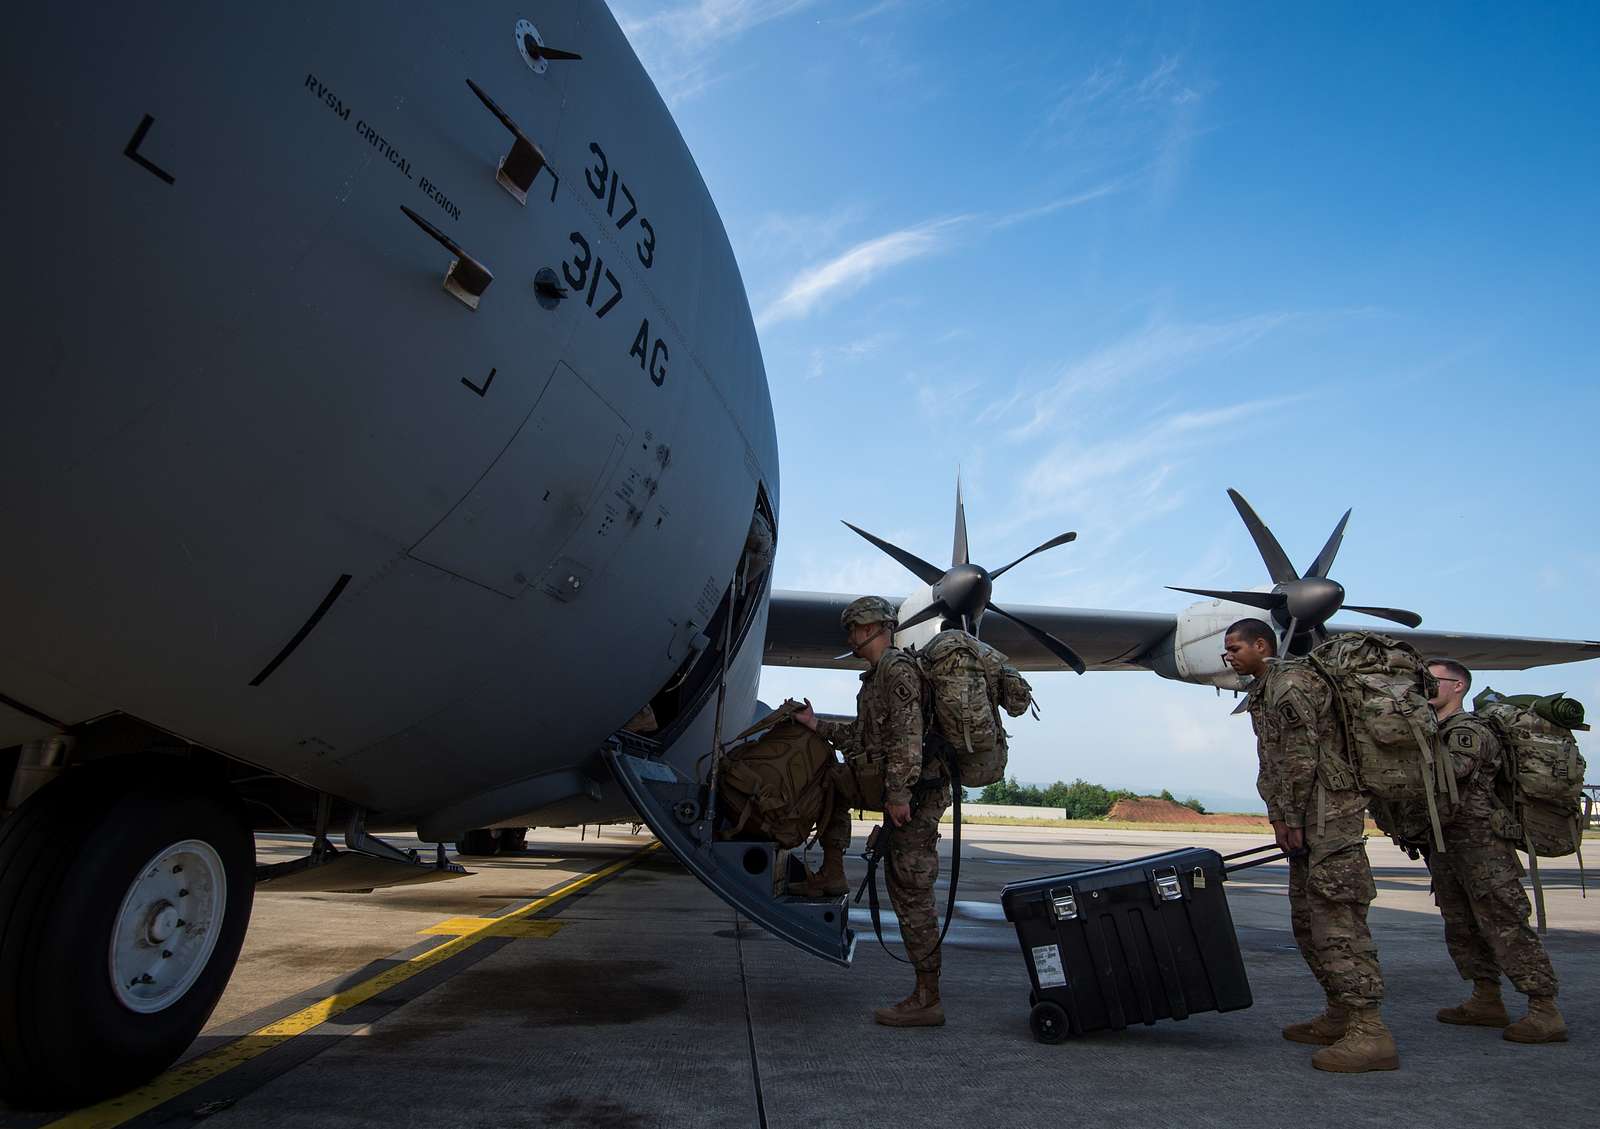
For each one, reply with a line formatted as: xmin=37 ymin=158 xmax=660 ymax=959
xmin=841 ymin=595 xmax=898 ymax=631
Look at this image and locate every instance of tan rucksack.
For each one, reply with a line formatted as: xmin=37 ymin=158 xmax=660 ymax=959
xmin=1305 ymin=632 xmax=1456 ymax=851
xmin=1471 ymin=689 xmax=1589 ymax=930
xmin=1472 ymin=690 xmax=1588 ymax=857
xmin=715 ymin=702 xmax=838 ymax=849
xmin=911 ymin=630 xmax=1033 ymax=788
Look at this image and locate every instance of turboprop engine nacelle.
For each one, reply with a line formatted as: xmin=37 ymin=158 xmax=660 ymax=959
xmin=1145 ymin=594 xmax=1279 ymax=690
xmin=892 ymin=587 xmax=941 ymax=652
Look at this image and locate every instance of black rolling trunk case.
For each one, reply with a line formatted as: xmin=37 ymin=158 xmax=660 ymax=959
xmin=1000 ymin=846 xmax=1253 ymax=1042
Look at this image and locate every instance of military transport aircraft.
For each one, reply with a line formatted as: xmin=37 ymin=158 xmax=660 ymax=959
xmin=1 ymin=0 xmax=1595 ymax=1109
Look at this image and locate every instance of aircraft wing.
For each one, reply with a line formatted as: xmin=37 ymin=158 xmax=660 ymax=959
xmin=764 ymin=590 xmax=1600 ymax=676
xmin=1324 ymin=624 xmax=1600 ymax=671
xmin=762 ymin=590 xmax=1177 ymax=672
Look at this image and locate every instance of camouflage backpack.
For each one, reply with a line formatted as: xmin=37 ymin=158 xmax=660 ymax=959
xmin=716 ymin=701 xmax=838 ymax=850
xmin=911 ymin=630 xmax=1033 ymax=788
xmin=1305 ymin=632 xmax=1456 ymax=851
xmin=1471 ymin=689 xmax=1589 ymax=858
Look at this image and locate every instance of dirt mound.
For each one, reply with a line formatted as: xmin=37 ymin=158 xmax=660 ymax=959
xmin=1109 ymin=797 xmax=1208 ymax=823
xmin=1107 ymin=797 xmax=1270 ymax=827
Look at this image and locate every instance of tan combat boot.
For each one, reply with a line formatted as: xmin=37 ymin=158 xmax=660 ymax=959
xmin=873 ymin=970 xmax=945 ymax=1027
xmin=1311 ymin=1008 xmax=1400 ymax=1073
xmin=788 ymin=846 xmax=848 ymax=897
xmin=1503 ymin=996 xmax=1567 ymax=1044
xmin=1437 ymin=979 xmax=1509 ymax=1027
xmin=1282 ymin=1002 xmax=1352 ymax=1045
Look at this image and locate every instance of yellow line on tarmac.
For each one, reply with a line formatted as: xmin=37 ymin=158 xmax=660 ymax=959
xmin=49 ymin=841 xmax=660 ymax=1129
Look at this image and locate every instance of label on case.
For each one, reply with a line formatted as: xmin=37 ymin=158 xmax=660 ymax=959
xmin=1031 ymin=944 xmax=1067 ymax=988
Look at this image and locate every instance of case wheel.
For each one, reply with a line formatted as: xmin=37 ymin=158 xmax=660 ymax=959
xmin=1030 ymin=1000 xmax=1070 ymax=1044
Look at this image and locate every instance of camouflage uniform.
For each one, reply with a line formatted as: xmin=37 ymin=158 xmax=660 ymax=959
xmin=817 ymin=645 xmax=949 ymax=973
xmin=1248 ymin=662 xmax=1385 ymax=1010
xmin=1430 ymin=712 xmax=1558 ymax=996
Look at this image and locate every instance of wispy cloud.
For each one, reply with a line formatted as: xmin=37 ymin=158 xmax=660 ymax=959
xmin=1021 ymin=399 xmax=1290 ymax=508
xmin=616 ymin=0 xmax=817 ymax=105
xmin=804 ymin=332 xmax=896 ymax=380
xmin=988 ymin=182 xmax=1123 ymax=230
xmin=756 ymin=217 xmax=966 ymax=330
xmin=754 ymin=184 xmax=1114 ymax=333
xmin=1033 ymin=54 xmax=1212 ymax=209
xmin=995 ymin=314 xmax=1293 ymax=439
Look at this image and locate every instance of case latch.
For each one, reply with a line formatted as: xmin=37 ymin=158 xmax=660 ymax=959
xmin=1049 ymin=887 xmax=1078 ymax=921
xmin=1153 ymin=867 xmax=1184 ymax=902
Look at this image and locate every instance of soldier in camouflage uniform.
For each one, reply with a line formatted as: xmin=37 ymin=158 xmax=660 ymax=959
xmin=1426 ymin=659 xmax=1566 ymax=1043
xmin=1223 ymin=619 xmax=1398 ymax=1073
xmin=795 ymin=595 xmax=949 ymax=1027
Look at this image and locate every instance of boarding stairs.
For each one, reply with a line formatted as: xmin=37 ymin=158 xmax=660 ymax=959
xmin=604 ymin=736 xmax=856 ymax=966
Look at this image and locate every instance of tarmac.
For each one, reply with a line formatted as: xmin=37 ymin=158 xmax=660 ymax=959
xmin=2 ymin=822 xmax=1593 ymax=1129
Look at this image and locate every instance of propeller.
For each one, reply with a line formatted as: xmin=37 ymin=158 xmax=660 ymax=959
xmin=1168 ymin=487 xmax=1423 ymax=657
xmin=843 ymin=477 xmax=1087 ymax=673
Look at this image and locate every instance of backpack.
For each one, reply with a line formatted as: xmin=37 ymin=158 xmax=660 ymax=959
xmin=1471 ymin=689 xmax=1588 ymax=859
xmin=911 ymin=630 xmax=1033 ymax=788
xmin=715 ymin=702 xmax=838 ymax=849
xmin=1305 ymin=632 xmax=1456 ymax=852
xmin=1470 ymin=688 xmax=1589 ymax=931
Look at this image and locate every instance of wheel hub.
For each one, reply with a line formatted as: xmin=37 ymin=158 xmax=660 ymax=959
xmin=146 ymin=902 xmax=179 ymax=945
xmin=109 ymin=839 xmax=226 ymax=1014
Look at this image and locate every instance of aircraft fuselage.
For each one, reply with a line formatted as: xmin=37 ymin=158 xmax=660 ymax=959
xmin=0 ymin=2 xmax=775 ymax=835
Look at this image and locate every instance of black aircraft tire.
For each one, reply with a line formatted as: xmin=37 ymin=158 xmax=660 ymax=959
xmin=456 ymin=828 xmax=499 ymax=856
xmin=496 ymin=827 xmax=528 ymax=853
xmin=0 ymin=757 xmax=255 ymax=1108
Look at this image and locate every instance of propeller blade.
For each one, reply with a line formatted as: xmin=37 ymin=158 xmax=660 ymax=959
xmin=952 ymin=475 xmax=969 ymax=568
xmin=1227 ymin=489 xmax=1299 ymax=583
xmin=1342 ymin=605 xmax=1424 ymax=629
xmin=988 ymin=603 xmax=1086 ymax=674
xmin=1305 ymin=509 xmax=1352 ymax=580
xmin=989 ymin=532 xmax=1078 ymax=581
xmin=953 ymin=470 xmax=966 ymax=566
xmin=894 ymin=602 xmax=946 ymax=634
xmin=841 ymin=522 xmax=945 ymax=586
xmin=1166 ymin=586 xmax=1286 ymax=611
xmin=1231 ymin=694 xmax=1252 ymax=715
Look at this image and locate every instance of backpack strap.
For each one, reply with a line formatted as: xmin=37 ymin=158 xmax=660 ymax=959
xmin=729 ymin=701 xmax=800 ymax=745
xmin=1404 ymin=711 xmax=1448 ymax=854
xmin=1525 ymin=827 xmax=1548 ymax=934
xmin=853 ymin=748 xmax=963 ymax=965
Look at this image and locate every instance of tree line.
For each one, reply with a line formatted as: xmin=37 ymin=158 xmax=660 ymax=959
xmin=976 ymin=777 xmax=1208 ymax=819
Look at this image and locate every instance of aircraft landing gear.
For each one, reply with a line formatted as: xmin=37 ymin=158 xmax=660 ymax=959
xmin=454 ymin=827 xmax=529 ymax=856
xmin=0 ymin=756 xmax=255 ymax=1108
xmin=455 ymin=828 xmax=499 ymax=856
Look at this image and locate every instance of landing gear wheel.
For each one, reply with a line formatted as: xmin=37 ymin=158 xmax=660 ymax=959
xmin=496 ymin=827 xmax=528 ymax=853
xmin=0 ymin=755 xmax=255 ymax=1107
xmin=456 ymin=828 xmax=499 ymax=856
xmin=1030 ymin=1000 xmax=1070 ymax=1044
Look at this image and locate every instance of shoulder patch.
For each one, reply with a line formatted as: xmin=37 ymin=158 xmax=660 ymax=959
xmin=893 ymin=680 xmax=914 ymax=704
xmin=1454 ymin=727 xmax=1477 ymax=750
xmin=1279 ymin=700 xmax=1301 ymax=725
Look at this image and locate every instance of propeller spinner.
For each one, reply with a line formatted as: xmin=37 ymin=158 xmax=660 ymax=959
xmin=843 ymin=479 xmax=1087 ymax=673
xmin=1170 ymin=488 xmax=1422 ymax=656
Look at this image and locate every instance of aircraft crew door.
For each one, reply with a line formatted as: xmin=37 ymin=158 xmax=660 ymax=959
xmin=408 ymin=362 xmax=630 ymax=597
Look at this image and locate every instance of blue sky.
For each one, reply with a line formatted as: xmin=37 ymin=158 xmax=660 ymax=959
xmin=616 ymin=0 xmax=1600 ymax=810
